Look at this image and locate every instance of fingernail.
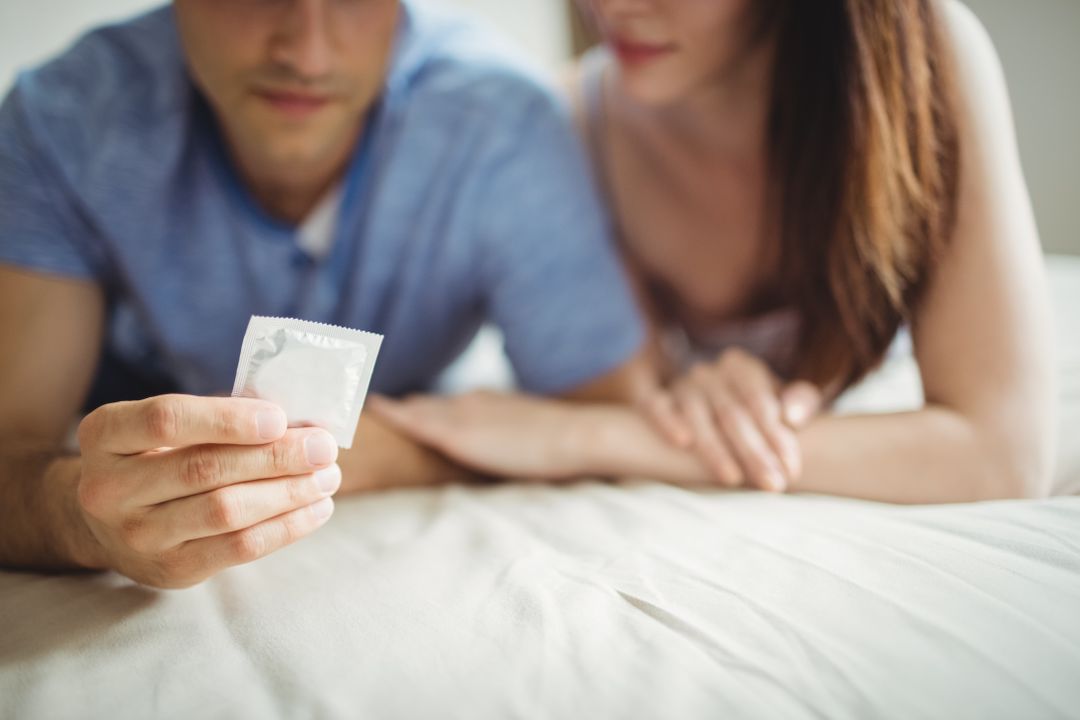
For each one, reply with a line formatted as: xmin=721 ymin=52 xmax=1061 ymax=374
xmin=257 ymin=408 xmax=287 ymax=439
xmin=786 ymin=402 xmax=813 ymax=427
xmin=766 ymin=471 xmax=787 ymax=493
xmin=315 ymin=464 xmax=342 ymax=494
xmin=305 ymin=432 xmax=338 ymax=466
xmin=311 ymin=497 xmax=334 ymax=521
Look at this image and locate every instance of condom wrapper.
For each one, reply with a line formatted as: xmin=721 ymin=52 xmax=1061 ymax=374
xmin=231 ymin=316 xmax=383 ymax=448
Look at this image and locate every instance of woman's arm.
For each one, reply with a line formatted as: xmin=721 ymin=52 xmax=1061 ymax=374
xmin=604 ymin=1 xmax=1057 ymax=503
xmin=588 ymin=3 xmax=1054 ymax=502
xmin=372 ymin=3 xmax=1056 ymax=505
xmin=570 ymin=405 xmax=1040 ymax=503
xmin=372 ymin=384 xmax=1048 ymax=503
xmin=888 ymin=0 xmax=1055 ymax=498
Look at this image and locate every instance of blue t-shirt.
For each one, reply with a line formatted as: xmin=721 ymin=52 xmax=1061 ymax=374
xmin=0 ymin=2 xmax=644 ymax=407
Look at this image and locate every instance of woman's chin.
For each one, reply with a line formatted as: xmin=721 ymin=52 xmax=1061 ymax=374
xmin=613 ymin=69 xmax=694 ymax=109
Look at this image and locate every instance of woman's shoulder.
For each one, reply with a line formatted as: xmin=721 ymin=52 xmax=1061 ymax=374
xmin=939 ymin=0 xmax=991 ymax=45
xmin=934 ymin=0 xmax=1023 ymax=194
xmin=938 ymin=0 xmax=1007 ymax=95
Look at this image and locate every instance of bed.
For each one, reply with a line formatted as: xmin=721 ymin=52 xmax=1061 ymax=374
xmin=2 ymin=256 xmax=1078 ymax=720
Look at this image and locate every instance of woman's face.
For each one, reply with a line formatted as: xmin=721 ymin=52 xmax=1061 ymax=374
xmin=581 ymin=0 xmax=762 ymax=106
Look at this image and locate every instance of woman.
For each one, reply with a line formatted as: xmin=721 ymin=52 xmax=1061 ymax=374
xmin=371 ymin=0 xmax=1056 ymax=504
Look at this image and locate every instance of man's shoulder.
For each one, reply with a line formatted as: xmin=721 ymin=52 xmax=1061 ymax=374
xmin=394 ymin=1 xmax=566 ymax=124
xmin=7 ymin=6 xmax=187 ymax=177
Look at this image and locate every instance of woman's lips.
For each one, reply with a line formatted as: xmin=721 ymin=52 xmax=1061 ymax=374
xmin=611 ymin=38 xmax=676 ymax=67
xmin=255 ymin=89 xmax=331 ymax=119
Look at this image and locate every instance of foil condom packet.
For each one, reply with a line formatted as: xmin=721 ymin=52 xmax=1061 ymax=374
xmin=231 ymin=316 xmax=383 ymax=449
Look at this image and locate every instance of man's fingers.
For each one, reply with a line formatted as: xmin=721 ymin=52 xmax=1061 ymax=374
xmin=129 ymin=427 xmax=338 ymax=505
xmin=145 ymin=464 xmax=342 ymax=548
xmin=677 ymin=393 xmax=742 ymax=486
xmin=80 ymin=395 xmax=288 ymax=455
xmin=166 ymin=498 xmax=336 ymax=585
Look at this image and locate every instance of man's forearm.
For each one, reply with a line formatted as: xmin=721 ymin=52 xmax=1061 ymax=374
xmin=337 ymin=414 xmax=479 ymax=494
xmin=576 ymin=405 xmax=709 ymax=485
xmin=0 ymin=443 xmax=102 ymax=570
xmin=576 ymin=405 xmax=1038 ymax=504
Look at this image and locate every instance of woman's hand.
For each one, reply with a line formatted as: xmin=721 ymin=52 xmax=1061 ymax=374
xmin=367 ymin=391 xmax=591 ymax=481
xmin=640 ymin=348 xmax=823 ymax=492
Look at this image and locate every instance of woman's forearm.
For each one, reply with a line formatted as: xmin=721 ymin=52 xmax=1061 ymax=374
xmin=794 ymin=407 xmax=1037 ymax=503
xmin=574 ymin=404 xmax=1043 ymax=504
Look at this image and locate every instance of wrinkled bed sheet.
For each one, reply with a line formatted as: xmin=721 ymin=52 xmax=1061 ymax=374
xmin=1 ymin=257 xmax=1078 ymax=720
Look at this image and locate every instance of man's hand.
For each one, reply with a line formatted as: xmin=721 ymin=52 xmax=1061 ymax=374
xmin=75 ymin=394 xmax=341 ymax=588
xmin=369 ymin=391 xmax=590 ymax=480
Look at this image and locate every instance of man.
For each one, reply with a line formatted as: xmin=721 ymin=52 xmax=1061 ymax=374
xmin=0 ymin=0 xmax=647 ymax=588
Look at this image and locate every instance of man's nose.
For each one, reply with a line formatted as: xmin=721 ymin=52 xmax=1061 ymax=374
xmin=270 ymin=0 xmax=333 ymax=81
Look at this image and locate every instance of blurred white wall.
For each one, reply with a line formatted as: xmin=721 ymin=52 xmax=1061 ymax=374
xmin=962 ymin=0 xmax=1080 ymax=255
xmin=0 ymin=0 xmax=1075 ymax=254
xmin=448 ymin=0 xmax=570 ymax=70
xmin=0 ymin=0 xmax=157 ymax=93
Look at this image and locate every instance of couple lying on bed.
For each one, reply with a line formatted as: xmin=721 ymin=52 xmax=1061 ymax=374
xmin=0 ymin=0 xmax=1054 ymax=588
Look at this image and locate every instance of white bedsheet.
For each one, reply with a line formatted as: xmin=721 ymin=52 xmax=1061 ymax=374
xmin=2 ymin=257 xmax=1079 ymax=720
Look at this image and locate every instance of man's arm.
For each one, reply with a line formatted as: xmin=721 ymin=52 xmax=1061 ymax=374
xmin=557 ymin=348 xmax=657 ymax=405
xmin=0 ymin=266 xmax=105 ymax=568
xmin=1 ymin=261 xmax=350 ymax=588
xmin=475 ymin=79 xmax=649 ymax=403
xmin=338 ymin=413 xmax=478 ymax=493
xmin=0 ymin=266 xmax=469 ymax=585
xmin=335 ymin=350 xmax=651 ymax=495
xmin=0 ymin=267 xmax=477 ymax=578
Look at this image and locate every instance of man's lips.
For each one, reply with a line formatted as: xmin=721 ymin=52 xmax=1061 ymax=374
xmin=254 ymin=89 xmax=332 ymax=118
xmin=611 ymin=37 xmax=676 ymax=66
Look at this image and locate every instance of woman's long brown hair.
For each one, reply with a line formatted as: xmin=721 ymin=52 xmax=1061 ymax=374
xmin=765 ymin=0 xmax=960 ymax=389
xmin=570 ymin=0 xmax=961 ymax=391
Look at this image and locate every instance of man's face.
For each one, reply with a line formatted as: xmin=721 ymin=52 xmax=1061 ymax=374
xmin=174 ymin=0 xmax=400 ymax=181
